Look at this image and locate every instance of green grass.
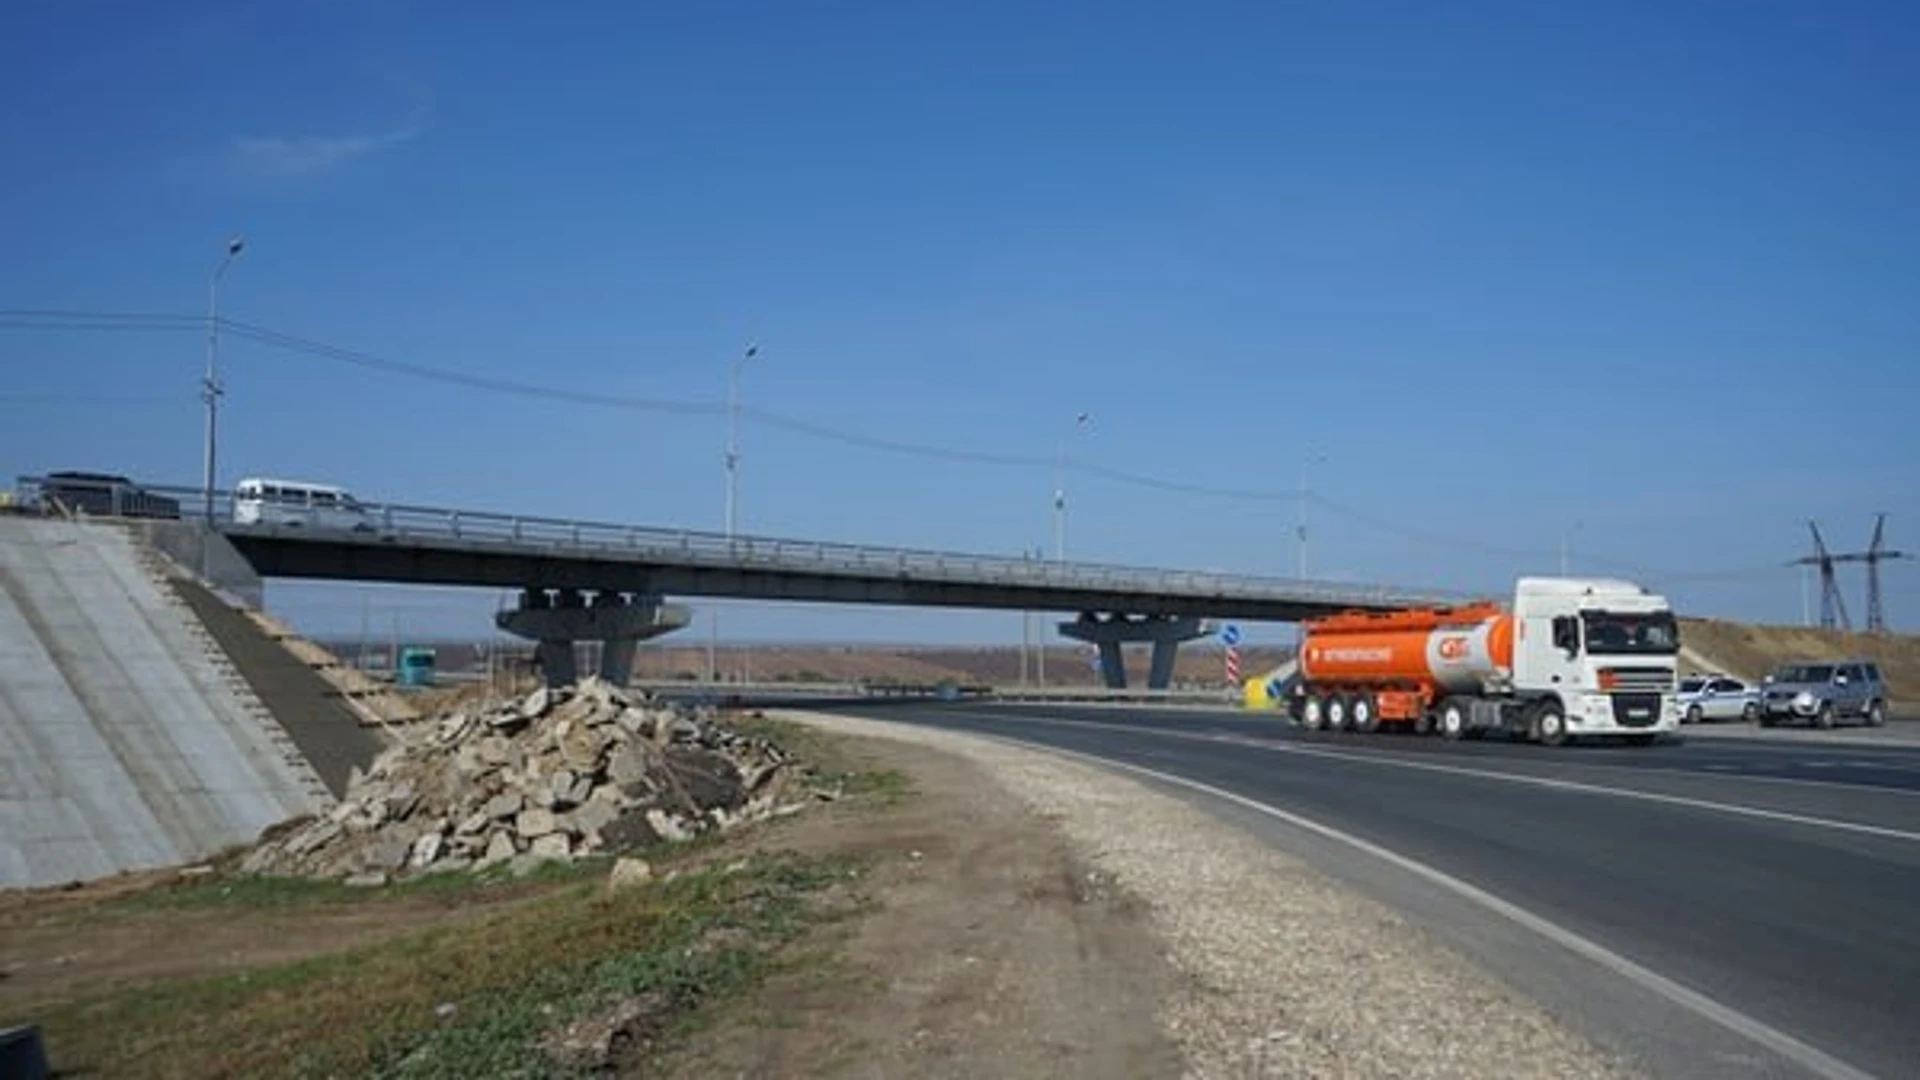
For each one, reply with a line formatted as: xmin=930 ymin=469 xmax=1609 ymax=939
xmin=36 ymin=852 xmax=865 ymax=1080
xmin=105 ymin=856 xmax=614 ymax=914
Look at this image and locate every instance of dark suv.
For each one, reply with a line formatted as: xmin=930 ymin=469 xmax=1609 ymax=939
xmin=35 ymin=471 xmax=181 ymax=520
xmin=1755 ymin=660 xmax=1888 ymax=728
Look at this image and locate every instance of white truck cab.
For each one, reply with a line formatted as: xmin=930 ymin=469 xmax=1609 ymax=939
xmin=1511 ymin=576 xmax=1681 ymax=742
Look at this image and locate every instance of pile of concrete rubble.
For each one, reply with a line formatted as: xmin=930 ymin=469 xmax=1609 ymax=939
xmin=242 ymin=678 xmax=806 ymax=884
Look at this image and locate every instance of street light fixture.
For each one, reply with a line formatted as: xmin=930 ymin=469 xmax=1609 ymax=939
xmin=724 ymin=343 xmax=759 ymax=539
xmin=1297 ymin=451 xmax=1327 ymax=579
xmin=203 ymin=234 xmax=245 ymax=524
xmin=1053 ymin=411 xmax=1091 ymax=563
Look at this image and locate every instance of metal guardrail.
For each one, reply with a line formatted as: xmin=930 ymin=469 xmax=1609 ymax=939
xmin=12 ymin=475 xmax=1472 ymax=610
xmin=640 ymin=679 xmax=1231 ymax=705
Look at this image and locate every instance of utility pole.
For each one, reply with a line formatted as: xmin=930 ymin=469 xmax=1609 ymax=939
xmin=1019 ymin=550 xmax=1032 ymax=687
xmin=1297 ymin=451 xmax=1327 ymax=579
xmin=1033 ymin=545 xmax=1048 ymax=690
xmin=1795 ymin=514 xmax=1912 ymax=633
xmin=1053 ymin=412 xmax=1090 ymax=563
xmin=1793 ymin=521 xmax=1851 ymax=631
xmin=707 ymin=609 xmax=719 ymax=684
xmin=1861 ymin=513 xmax=1910 ymax=633
xmin=357 ymin=590 xmax=370 ymax=671
xmin=1559 ymin=520 xmax=1583 ymax=576
xmin=203 ymin=235 xmax=245 ymax=524
xmin=724 ymin=344 xmax=758 ymax=539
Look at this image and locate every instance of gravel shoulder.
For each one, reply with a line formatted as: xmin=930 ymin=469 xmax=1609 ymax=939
xmin=771 ymin=708 xmax=1641 ymax=1080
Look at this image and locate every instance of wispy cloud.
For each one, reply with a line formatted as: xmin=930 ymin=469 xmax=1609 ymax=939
xmin=230 ymin=107 xmax=428 ymax=178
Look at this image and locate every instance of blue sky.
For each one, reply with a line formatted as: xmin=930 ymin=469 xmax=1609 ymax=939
xmin=3 ymin=0 xmax=1917 ymax=646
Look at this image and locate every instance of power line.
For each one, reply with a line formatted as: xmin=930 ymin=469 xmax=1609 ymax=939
xmin=0 ymin=307 xmax=1811 ymax=585
xmin=219 ymin=318 xmax=729 ymax=419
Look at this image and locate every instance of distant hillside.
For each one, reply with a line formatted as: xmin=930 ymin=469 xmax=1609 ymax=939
xmin=1679 ymin=618 xmax=1919 ymax=701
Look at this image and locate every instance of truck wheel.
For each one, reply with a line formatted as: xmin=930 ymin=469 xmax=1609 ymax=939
xmin=1352 ymin=694 xmax=1379 ymax=733
xmin=1413 ymin=711 xmax=1436 ymax=736
xmin=1529 ymin=701 xmax=1569 ymax=747
xmin=1326 ymin=695 xmax=1351 ymax=732
xmin=1866 ymin=701 xmax=1886 ymax=727
xmin=1438 ymin=700 xmax=1468 ymax=740
xmin=1815 ymin=703 xmax=1836 ymax=729
xmin=1301 ymin=695 xmax=1326 ymax=731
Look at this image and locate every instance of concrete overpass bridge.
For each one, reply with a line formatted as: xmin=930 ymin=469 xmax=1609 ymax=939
xmin=17 ymin=476 xmax=1469 ymax=689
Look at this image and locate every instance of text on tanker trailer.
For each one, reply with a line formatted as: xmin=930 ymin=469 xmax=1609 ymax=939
xmin=1290 ymin=576 xmax=1680 ymax=746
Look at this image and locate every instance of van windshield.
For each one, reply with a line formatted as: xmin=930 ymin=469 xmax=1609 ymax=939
xmin=1581 ymin=612 xmax=1679 ymax=655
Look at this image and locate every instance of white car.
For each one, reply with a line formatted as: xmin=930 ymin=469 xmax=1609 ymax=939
xmin=1675 ymin=674 xmax=1758 ymax=724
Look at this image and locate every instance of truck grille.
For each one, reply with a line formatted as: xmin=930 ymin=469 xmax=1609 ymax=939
xmin=1603 ymin=667 xmax=1673 ymax=693
xmin=1611 ymin=693 xmax=1663 ymax=728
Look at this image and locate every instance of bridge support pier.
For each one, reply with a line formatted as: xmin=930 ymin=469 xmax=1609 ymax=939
xmin=495 ymin=588 xmax=692 ymax=688
xmin=1058 ymin=613 xmax=1207 ymax=690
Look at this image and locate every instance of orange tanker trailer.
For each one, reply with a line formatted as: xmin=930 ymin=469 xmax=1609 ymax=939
xmin=1290 ymin=576 xmax=1681 ymax=746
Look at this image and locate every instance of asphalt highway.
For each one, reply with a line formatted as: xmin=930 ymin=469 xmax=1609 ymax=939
xmin=840 ymin=702 xmax=1920 ymax=1080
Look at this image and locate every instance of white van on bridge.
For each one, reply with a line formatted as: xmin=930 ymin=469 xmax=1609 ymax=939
xmin=232 ymin=477 xmax=376 ymax=532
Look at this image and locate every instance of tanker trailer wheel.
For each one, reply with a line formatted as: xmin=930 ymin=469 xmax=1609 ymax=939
xmin=1351 ymin=693 xmax=1379 ymax=733
xmin=1326 ymin=695 xmax=1351 ymax=732
xmin=1301 ymin=695 xmax=1327 ymax=731
xmin=1438 ymin=699 xmax=1469 ymax=740
xmin=1528 ymin=701 xmax=1569 ymax=747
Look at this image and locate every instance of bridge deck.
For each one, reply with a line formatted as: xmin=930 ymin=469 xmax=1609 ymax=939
xmin=15 ymin=478 xmax=1470 ymax=622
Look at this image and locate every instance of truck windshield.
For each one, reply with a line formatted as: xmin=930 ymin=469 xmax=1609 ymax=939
xmin=1774 ymin=664 xmax=1835 ymax=683
xmin=1581 ymin=612 xmax=1678 ymax=655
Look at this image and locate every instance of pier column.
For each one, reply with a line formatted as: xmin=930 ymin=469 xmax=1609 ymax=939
xmin=496 ymin=588 xmax=692 ymax=687
xmin=1058 ymin=613 xmax=1208 ymax=690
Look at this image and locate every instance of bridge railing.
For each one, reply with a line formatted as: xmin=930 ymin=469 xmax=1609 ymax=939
xmin=12 ymin=475 xmax=1471 ymax=607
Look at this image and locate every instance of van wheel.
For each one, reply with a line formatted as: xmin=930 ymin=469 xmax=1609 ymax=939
xmin=1530 ymin=701 xmax=1569 ymax=747
xmin=1352 ymin=694 xmax=1379 ymax=733
xmin=1815 ymin=703 xmax=1836 ymax=729
xmin=1438 ymin=699 xmax=1469 ymax=740
xmin=1866 ymin=701 xmax=1886 ymax=728
xmin=1326 ymin=695 xmax=1351 ymax=732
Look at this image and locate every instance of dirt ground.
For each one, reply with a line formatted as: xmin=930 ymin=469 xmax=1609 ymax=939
xmin=0 ymin=728 xmax=1187 ymax=1079
xmin=651 ymin=732 xmax=1185 ymax=1079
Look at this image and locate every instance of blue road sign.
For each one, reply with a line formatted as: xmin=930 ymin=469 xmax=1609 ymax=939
xmin=1220 ymin=624 xmax=1242 ymax=647
xmin=1266 ymin=678 xmax=1284 ymax=700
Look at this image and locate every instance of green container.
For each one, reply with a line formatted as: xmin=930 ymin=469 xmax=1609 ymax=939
xmin=397 ymin=646 xmax=437 ymax=688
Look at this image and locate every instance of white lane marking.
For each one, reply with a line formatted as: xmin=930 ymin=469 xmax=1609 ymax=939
xmin=1268 ymin=742 xmax=1920 ymax=845
xmin=945 ymin=709 xmax=1920 ymax=841
xmin=941 ymin=723 xmax=1881 ymax=1080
